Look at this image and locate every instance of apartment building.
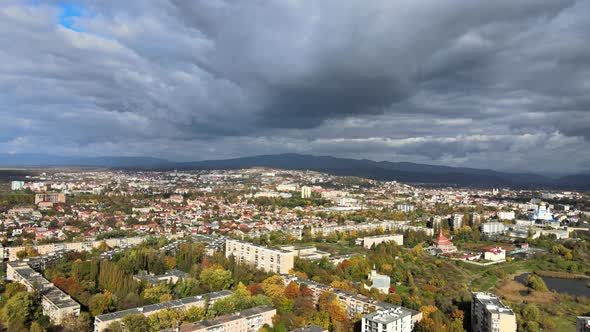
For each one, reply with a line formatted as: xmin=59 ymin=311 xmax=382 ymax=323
xmin=577 ymin=316 xmax=590 ymax=332
xmin=34 ymin=192 xmax=66 ymax=205
xmin=7 ymin=262 xmax=81 ymax=324
xmin=281 ymin=275 xmax=421 ymax=323
xmin=94 ymin=290 xmax=232 ymax=332
xmin=396 ymin=204 xmax=415 ymax=212
xmin=311 ymin=220 xmax=433 ymax=237
xmin=4 ymin=235 xmax=175 ymax=261
xmin=480 ymin=222 xmax=506 ymax=236
xmin=177 ymin=305 xmax=276 ymax=332
xmin=450 ymin=214 xmax=464 ymax=231
xmin=133 ymin=269 xmax=189 ymax=285
xmin=225 ymin=239 xmax=295 ymax=274
xmin=362 ymin=306 xmax=416 ymax=332
xmin=356 ymin=234 xmax=403 ymax=249
xmin=471 ymin=292 xmax=516 ymax=332
xmin=469 ymin=212 xmax=481 ymax=226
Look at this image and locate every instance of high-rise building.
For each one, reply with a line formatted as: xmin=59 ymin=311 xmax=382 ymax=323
xmin=11 ymin=181 xmax=24 ymax=190
xmin=450 ymin=214 xmax=464 ymax=231
xmin=362 ymin=306 xmax=418 ymax=332
xmin=469 ymin=212 xmax=481 ymax=226
xmin=225 ymin=239 xmax=296 ymax=274
xmin=471 ymin=292 xmax=516 ymax=332
xmin=301 ymin=186 xmax=312 ymax=199
xmin=480 ymin=222 xmax=506 ymax=235
xmin=396 ymin=204 xmax=415 ymax=212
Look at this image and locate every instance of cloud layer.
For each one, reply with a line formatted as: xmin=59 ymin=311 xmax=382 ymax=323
xmin=0 ymin=0 xmax=589 ymax=174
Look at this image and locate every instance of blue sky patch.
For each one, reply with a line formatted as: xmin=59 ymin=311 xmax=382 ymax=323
xmin=59 ymin=3 xmax=84 ymax=32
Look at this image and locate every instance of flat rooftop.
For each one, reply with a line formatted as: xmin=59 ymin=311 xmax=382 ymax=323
xmin=364 ymin=306 xmax=413 ymax=324
xmin=95 ymin=290 xmax=232 ymax=322
xmin=178 ymin=305 xmax=275 ymax=332
xmin=473 ymin=292 xmax=515 ymax=316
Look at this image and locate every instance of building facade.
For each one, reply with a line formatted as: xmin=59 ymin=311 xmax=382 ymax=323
xmin=226 ymin=239 xmax=295 ymax=274
xmin=356 ymin=234 xmax=404 ymax=249
xmin=7 ymin=262 xmax=81 ymax=324
xmin=471 ymin=292 xmax=516 ymax=332
xmin=301 ymin=186 xmax=312 ymax=199
xmin=481 ymin=222 xmax=506 ymax=236
xmin=450 ymin=214 xmax=464 ymax=231
xmin=577 ymin=316 xmax=590 ymax=332
xmin=362 ymin=307 xmax=416 ymax=332
xmin=94 ymin=290 xmax=232 ymax=332
xmin=178 ymin=306 xmax=276 ymax=332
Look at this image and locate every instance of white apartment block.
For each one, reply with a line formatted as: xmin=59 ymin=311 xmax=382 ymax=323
xmin=301 ymin=186 xmax=312 ymax=198
xmin=4 ymin=235 xmax=162 ymax=261
xmin=480 ymin=222 xmax=506 ymax=235
xmin=471 ymin=292 xmax=516 ymax=332
xmin=7 ymin=262 xmax=81 ymax=324
xmin=178 ymin=305 xmax=276 ymax=332
xmin=94 ymin=290 xmax=232 ymax=332
xmin=362 ymin=307 xmax=416 ymax=332
xmin=396 ymin=204 xmax=415 ymax=213
xmin=497 ymin=211 xmax=515 ymax=221
xmin=356 ymin=234 xmax=404 ymax=249
xmin=225 ymin=239 xmax=295 ymax=274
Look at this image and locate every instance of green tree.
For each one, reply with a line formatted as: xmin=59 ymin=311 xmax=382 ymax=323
xmin=89 ymin=292 xmax=114 ymax=316
xmin=522 ymin=304 xmax=540 ymax=322
xmin=121 ymin=314 xmax=150 ymax=332
xmin=143 ymin=284 xmax=171 ymax=304
xmin=200 ymin=267 xmax=232 ymax=292
xmin=525 ymin=274 xmax=548 ymax=292
xmin=1 ymin=292 xmax=34 ymax=324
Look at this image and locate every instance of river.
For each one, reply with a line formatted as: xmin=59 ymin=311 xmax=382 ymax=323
xmin=516 ymin=273 xmax=590 ymax=297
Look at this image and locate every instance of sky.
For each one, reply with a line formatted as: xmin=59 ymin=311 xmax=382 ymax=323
xmin=0 ymin=0 xmax=589 ymax=174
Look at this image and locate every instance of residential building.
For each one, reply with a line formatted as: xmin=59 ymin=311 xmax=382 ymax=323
xmin=34 ymin=192 xmax=66 ymax=205
xmin=7 ymin=262 xmax=80 ymax=324
xmin=480 ymin=222 xmax=506 ymax=236
xmin=577 ymin=316 xmax=590 ymax=332
xmin=469 ymin=212 xmax=481 ymax=226
xmin=11 ymin=180 xmax=24 ymax=190
xmin=428 ymin=216 xmax=442 ymax=228
xmin=356 ymin=234 xmax=403 ymax=249
xmin=226 ymin=239 xmax=296 ymax=274
xmin=497 ymin=211 xmax=515 ymax=221
xmin=450 ymin=214 xmax=464 ymax=231
xmin=362 ymin=306 xmax=420 ymax=332
xmin=301 ymin=186 xmax=312 ymax=198
xmin=396 ymin=204 xmax=415 ymax=212
xmin=471 ymin=292 xmax=516 ymax=332
xmin=280 ymin=245 xmax=330 ymax=261
xmin=289 ymin=325 xmax=328 ymax=332
xmin=177 ymin=305 xmax=276 ymax=332
xmin=277 ymin=183 xmax=298 ymax=192
xmin=483 ymin=247 xmax=506 ymax=262
xmin=94 ymin=290 xmax=232 ymax=332
xmin=133 ymin=269 xmax=189 ymax=285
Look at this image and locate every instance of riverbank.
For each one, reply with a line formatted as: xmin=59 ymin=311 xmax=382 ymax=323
xmin=534 ymin=270 xmax=590 ymax=280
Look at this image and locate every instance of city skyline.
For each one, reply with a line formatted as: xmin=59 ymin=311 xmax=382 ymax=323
xmin=1 ymin=0 xmax=589 ymax=174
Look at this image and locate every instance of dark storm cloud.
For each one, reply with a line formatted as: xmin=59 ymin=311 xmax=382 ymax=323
xmin=0 ymin=0 xmax=589 ymax=173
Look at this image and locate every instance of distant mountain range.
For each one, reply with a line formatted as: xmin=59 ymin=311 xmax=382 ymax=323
xmin=1 ymin=153 xmax=589 ymax=189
